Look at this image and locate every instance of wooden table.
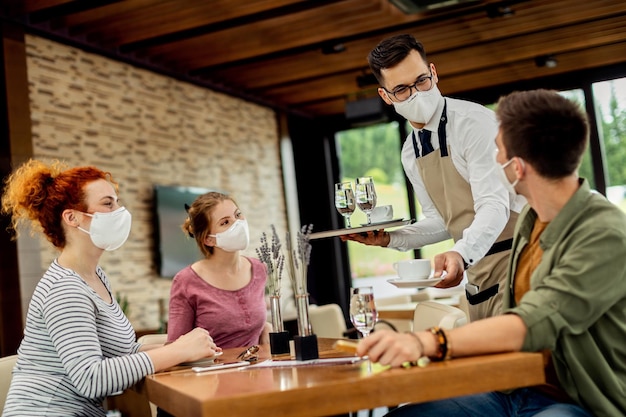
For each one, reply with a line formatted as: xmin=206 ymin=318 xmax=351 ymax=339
xmin=141 ymin=338 xmax=545 ymax=417
xmin=377 ymin=302 xmax=419 ymax=320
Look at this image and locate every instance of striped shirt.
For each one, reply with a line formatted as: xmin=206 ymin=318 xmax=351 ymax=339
xmin=3 ymin=260 xmax=154 ymax=417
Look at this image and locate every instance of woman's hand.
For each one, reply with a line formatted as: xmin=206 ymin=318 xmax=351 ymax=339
xmin=147 ymin=327 xmax=222 ymax=371
xmin=173 ymin=327 xmax=221 ymax=363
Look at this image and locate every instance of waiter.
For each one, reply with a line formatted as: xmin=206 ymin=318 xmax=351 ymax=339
xmin=343 ymin=34 xmax=525 ymax=321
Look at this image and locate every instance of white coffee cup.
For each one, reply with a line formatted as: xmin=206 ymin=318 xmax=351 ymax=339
xmin=370 ymin=205 xmax=393 ymax=223
xmin=392 ymin=259 xmax=432 ymax=280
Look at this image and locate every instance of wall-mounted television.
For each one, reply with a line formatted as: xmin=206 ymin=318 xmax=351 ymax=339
xmin=153 ymin=185 xmax=216 ymax=278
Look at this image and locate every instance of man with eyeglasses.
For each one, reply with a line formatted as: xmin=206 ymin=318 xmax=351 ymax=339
xmin=343 ymin=34 xmax=526 ymax=321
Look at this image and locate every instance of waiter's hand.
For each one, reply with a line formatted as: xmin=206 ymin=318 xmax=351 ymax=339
xmin=340 ymin=230 xmax=389 ymax=247
xmin=433 ymin=250 xmax=465 ymax=288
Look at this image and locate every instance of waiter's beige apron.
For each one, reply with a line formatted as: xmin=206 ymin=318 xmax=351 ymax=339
xmin=414 ymin=101 xmax=517 ymax=321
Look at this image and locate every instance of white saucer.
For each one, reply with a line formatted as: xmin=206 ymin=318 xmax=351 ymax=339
xmin=180 ymin=350 xmax=223 ymax=366
xmin=360 ymin=218 xmax=404 ymax=227
xmin=386 ymin=277 xmax=444 ymax=288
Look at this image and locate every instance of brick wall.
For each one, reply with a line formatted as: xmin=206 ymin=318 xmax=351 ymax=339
xmin=22 ymin=35 xmax=288 ymax=330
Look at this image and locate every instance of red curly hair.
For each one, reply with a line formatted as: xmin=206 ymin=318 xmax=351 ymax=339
xmin=1 ymin=159 xmax=118 ymax=249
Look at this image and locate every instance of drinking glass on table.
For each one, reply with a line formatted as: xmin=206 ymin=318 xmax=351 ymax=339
xmin=335 ymin=181 xmax=356 ymax=228
xmin=355 ymin=176 xmax=377 ymax=225
xmin=349 ymin=286 xmax=378 ymax=339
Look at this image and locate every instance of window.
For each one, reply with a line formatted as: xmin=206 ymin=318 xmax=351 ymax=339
xmin=335 ymin=121 xmax=453 ymax=287
xmin=557 ymin=89 xmax=595 ymax=189
xmin=335 ymin=122 xmax=413 ymax=282
xmin=592 ymin=78 xmax=626 ymax=210
xmin=558 ymin=78 xmax=626 ymax=210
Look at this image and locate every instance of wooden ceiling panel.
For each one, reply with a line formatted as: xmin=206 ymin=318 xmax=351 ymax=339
xmin=68 ymin=0 xmax=309 ymax=46
xmin=3 ymin=0 xmax=626 ymax=119
xmin=441 ymin=42 xmax=626 ymax=95
xmin=432 ymin=15 xmax=626 ymax=76
xmin=143 ymin=1 xmax=385 ymax=68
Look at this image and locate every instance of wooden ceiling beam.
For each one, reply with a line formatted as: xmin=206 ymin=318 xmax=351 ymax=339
xmin=8 ymin=0 xmax=75 ymax=14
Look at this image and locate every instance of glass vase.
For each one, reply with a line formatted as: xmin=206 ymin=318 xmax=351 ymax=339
xmin=268 ymin=295 xmax=289 ymax=355
xmin=295 ymin=293 xmax=312 ymax=336
xmin=269 ymin=295 xmax=285 ymax=332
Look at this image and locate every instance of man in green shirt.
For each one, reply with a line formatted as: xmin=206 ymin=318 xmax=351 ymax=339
xmin=357 ymin=89 xmax=626 ymax=417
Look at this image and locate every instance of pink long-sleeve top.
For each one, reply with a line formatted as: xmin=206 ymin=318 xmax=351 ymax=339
xmin=167 ymin=256 xmax=267 ymax=349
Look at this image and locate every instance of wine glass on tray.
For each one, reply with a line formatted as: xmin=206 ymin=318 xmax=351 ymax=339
xmin=335 ymin=181 xmax=356 ymax=228
xmin=349 ymin=286 xmax=378 ymax=339
xmin=355 ymin=176 xmax=377 ymax=225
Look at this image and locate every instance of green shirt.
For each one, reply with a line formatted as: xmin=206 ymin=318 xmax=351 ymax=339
xmin=505 ymin=179 xmax=626 ymax=417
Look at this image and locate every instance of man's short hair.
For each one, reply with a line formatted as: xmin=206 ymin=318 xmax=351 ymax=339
xmin=496 ymin=89 xmax=589 ymax=179
xmin=368 ymin=34 xmax=428 ymax=85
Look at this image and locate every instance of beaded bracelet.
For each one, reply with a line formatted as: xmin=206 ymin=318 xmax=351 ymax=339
xmin=428 ymin=326 xmax=448 ymax=361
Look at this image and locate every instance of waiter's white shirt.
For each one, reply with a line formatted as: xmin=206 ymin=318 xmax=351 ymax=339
xmin=389 ymin=96 xmax=527 ymax=266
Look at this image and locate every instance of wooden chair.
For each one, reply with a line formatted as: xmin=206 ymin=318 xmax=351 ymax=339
xmin=0 ymin=354 xmax=18 ymax=414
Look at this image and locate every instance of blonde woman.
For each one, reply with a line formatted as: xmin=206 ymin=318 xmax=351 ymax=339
xmin=167 ymin=191 xmax=271 ymax=348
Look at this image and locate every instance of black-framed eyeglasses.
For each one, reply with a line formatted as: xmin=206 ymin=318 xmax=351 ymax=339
xmin=384 ymin=74 xmax=434 ymax=102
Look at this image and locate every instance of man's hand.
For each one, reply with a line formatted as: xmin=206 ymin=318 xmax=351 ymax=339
xmin=433 ymin=250 xmax=465 ymax=288
xmin=356 ymin=329 xmax=424 ymax=368
xmin=340 ymin=230 xmax=389 ymax=247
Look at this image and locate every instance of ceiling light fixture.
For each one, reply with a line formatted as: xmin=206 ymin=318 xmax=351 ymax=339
xmin=321 ymin=43 xmax=346 ymax=55
xmin=388 ymin=0 xmax=479 ymax=14
xmin=535 ymin=55 xmax=558 ymax=68
xmin=486 ymin=4 xmax=515 ymax=18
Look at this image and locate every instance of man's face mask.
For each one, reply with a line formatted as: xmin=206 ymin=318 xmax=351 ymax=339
xmin=391 ymin=83 xmax=442 ymax=124
xmin=494 ymin=149 xmax=524 ymax=196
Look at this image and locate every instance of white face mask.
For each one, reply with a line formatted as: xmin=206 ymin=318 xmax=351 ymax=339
xmin=78 ymin=206 xmax=132 ymax=251
xmin=494 ymin=150 xmax=519 ymax=195
xmin=391 ymin=84 xmax=442 ymax=124
xmin=209 ymin=219 xmax=249 ymax=252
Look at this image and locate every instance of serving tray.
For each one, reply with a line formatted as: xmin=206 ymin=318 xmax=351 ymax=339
xmin=309 ymin=219 xmax=413 ymax=240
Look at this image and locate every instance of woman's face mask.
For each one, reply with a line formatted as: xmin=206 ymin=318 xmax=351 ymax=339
xmin=78 ymin=206 xmax=132 ymax=251
xmin=209 ymin=219 xmax=249 ymax=252
xmin=391 ymin=83 xmax=442 ymax=124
